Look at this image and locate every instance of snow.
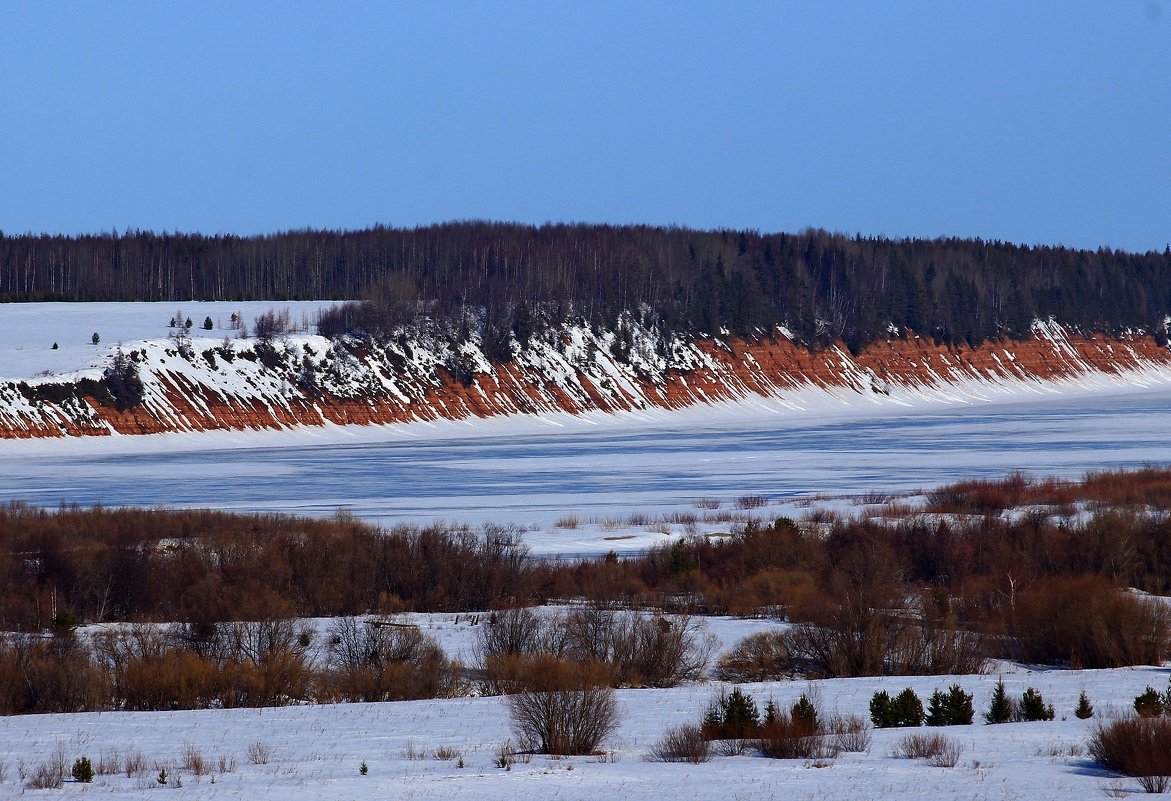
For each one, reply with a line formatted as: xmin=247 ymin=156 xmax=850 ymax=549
xmin=0 ymin=653 xmax=1164 ymax=800
xmin=0 ymin=300 xmax=340 ymax=380
xmin=1 ymin=388 xmax=1170 ymax=556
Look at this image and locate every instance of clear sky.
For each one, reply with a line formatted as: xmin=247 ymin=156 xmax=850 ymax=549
xmin=1 ymin=2 xmax=1168 ymax=251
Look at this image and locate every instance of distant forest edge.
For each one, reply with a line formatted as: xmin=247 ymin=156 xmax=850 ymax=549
xmin=4 ymin=223 xmax=1171 ymax=352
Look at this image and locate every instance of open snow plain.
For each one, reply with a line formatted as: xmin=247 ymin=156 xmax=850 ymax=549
xmin=0 ymin=658 xmax=1165 ymax=800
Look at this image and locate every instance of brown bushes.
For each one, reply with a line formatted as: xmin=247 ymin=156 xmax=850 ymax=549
xmin=717 ymin=631 xmax=796 ymax=682
xmin=507 ymin=683 xmax=620 ymax=755
xmin=648 ymin=724 xmax=712 ymax=763
xmin=1006 ymin=576 xmax=1171 ymax=668
xmin=1088 ymin=716 xmax=1171 ymax=782
xmin=477 ymin=606 xmax=712 ymax=690
xmin=323 ymin=616 xmax=462 ymax=702
xmin=756 ymin=712 xmax=834 ymax=760
xmin=894 ymin=732 xmax=963 ymax=767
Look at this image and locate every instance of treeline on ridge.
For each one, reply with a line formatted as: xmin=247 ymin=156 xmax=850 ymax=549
xmin=3 ymin=223 xmax=1171 ymax=351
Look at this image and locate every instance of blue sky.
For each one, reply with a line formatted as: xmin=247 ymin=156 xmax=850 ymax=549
xmin=1 ymin=2 xmax=1168 ymax=251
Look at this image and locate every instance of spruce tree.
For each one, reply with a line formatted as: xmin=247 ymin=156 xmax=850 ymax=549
xmin=1019 ymin=688 xmax=1054 ymax=721
xmin=985 ymin=678 xmax=1012 ymax=724
xmin=1074 ymin=691 xmax=1094 ymax=720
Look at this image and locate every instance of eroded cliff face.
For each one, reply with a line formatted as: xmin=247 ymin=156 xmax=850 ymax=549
xmin=1 ymin=320 xmax=1168 ymax=439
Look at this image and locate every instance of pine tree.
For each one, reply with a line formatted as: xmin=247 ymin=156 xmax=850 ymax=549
xmin=791 ymin=693 xmax=818 ymax=731
xmin=203 ymin=315 xmax=214 ymax=330
xmin=870 ymin=690 xmax=895 ymax=728
xmin=985 ymin=678 xmax=1012 ymax=724
xmin=1074 ymin=691 xmax=1094 ymax=720
xmin=720 ymin=687 xmax=760 ymax=739
xmin=894 ymin=688 xmax=924 ymax=727
xmin=1019 ymin=688 xmax=1054 ymax=721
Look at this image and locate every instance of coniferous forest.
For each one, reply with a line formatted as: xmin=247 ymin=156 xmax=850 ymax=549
xmin=2 ymin=223 xmax=1170 ymax=352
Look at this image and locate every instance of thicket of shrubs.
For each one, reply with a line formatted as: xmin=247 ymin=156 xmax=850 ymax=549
xmin=0 ymin=617 xmax=462 ymax=715
xmin=476 ymin=606 xmax=713 ymax=691
xmin=3 ymin=467 xmax=1171 ymax=693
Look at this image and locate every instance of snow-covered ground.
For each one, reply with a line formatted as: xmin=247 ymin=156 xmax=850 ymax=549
xmin=0 ymin=301 xmax=339 ymax=379
xmin=0 ymin=654 xmax=1163 ymax=800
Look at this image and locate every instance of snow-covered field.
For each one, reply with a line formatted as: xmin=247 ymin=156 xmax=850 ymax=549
xmin=0 ymin=301 xmax=339 ymax=379
xmin=0 ymin=648 xmax=1163 ymax=800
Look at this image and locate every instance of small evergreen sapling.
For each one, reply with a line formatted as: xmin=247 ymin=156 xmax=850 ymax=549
xmin=71 ymin=757 xmax=93 ymax=783
xmin=926 ymin=685 xmax=974 ymax=726
xmin=894 ymin=688 xmax=924 ymax=727
xmin=1074 ymin=691 xmax=1094 ymax=720
xmin=985 ymin=678 xmax=1012 ymax=724
xmin=719 ymin=687 xmax=760 ymax=739
xmin=1019 ymin=688 xmax=1055 ymax=722
xmin=871 ymin=688 xmax=924 ymax=728
xmin=791 ymin=693 xmax=819 ymax=731
xmin=1134 ymin=686 xmax=1166 ymax=718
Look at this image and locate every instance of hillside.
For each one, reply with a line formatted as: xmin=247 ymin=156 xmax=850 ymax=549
xmin=1 ymin=312 xmax=1169 ymax=439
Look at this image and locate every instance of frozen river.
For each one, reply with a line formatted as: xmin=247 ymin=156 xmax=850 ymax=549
xmin=4 ymin=389 xmax=1171 ymax=541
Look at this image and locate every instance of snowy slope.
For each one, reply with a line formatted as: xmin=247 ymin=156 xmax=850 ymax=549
xmin=2 ymin=301 xmax=1171 ymax=439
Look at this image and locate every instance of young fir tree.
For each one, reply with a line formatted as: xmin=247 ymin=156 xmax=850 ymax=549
xmin=894 ymin=688 xmax=924 ymax=727
xmin=791 ymin=693 xmax=819 ymax=731
xmin=720 ymin=687 xmax=760 ymax=739
xmin=1019 ymin=688 xmax=1055 ymax=721
xmin=1074 ymin=691 xmax=1094 ymax=720
xmin=985 ymin=678 xmax=1013 ymax=724
xmin=927 ymin=685 xmax=973 ymax=726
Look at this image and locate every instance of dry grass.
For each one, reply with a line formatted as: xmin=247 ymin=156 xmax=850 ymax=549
xmin=124 ymin=749 xmax=148 ymax=778
xmin=433 ymin=745 xmax=461 ymax=761
xmin=181 ymin=743 xmax=211 ymax=776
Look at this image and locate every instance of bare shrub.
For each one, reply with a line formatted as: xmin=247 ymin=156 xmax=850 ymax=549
xmin=693 ymin=498 xmax=721 ymax=510
xmin=756 ymin=712 xmax=833 ymax=760
xmin=928 ymin=737 xmax=964 ymax=768
xmin=181 ymin=743 xmax=210 ymax=776
xmin=124 ymin=750 xmax=148 ymax=777
xmin=647 ymin=724 xmax=712 ymax=763
xmin=1089 ymin=716 xmax=1171 ymax=782
xmin=829 ymin=714 xmax=872 ymax=753
xmin=433 ymin=745 xmax=461 ymax=761
xmin=326 ymin=616 xmax=461 ymax=702
xmin=1008 ymin=576 xmax=1171 ymax=668
xmin=555 ymin=515 xmax=580 ymax=529
xmin=401 ymin=740 xmax=427 ymax=760
xmin=96 ymin=748 xmax=121 ymax=776
xmin=563 ymin=608 xmax=714 ymax=688
xmin=894 ymin=732 xmax=952 ymax=760
xmin=507 ymin=684 xmax=620 ymax=755
xmin=246 ymin=741 xmax=273 ymax=765
xmin=1139 ymin=774 xmax=1171 ymax=794
xmin=251 ymin=308 xmax=290 ymax=342
xmin=735 ymin=495 xmax=768 ymax=510
xmin=25 ymin=744 xmax=65 ymax=790
xmin=25 ymin=761 xmax=64 ymax=789
xmin=717 ymin=631 xmax=795 ymax=682
xmin=217 ymin=752 xmax=238 ymax=774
